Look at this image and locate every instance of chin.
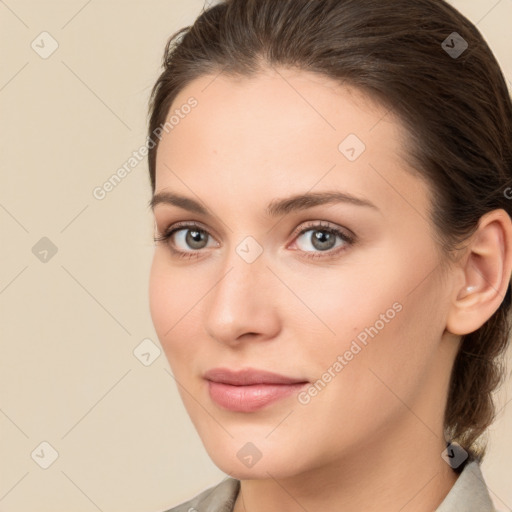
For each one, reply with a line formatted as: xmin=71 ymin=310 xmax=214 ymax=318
xmin=200 ymin=435 xmax=309 ymax=481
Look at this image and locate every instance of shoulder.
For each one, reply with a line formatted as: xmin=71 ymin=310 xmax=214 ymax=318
xmin=161 ymin=477 xmax=240 ymax=512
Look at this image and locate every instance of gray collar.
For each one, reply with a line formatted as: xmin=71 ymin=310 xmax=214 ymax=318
xmin=436 ymin=461 xmax=496 ymax=511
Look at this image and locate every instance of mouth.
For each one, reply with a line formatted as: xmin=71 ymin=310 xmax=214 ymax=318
xmin=204 ymin=367 xmax=309 ymax=412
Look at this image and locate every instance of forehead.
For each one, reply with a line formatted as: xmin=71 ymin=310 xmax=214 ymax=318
xmin=153 ymin=67 xmax=429 ymax=220
xmin=166 ymin=67 xmax=396 ymax=146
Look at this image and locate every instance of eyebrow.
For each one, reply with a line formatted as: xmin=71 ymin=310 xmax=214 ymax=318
xmin=148 ymin=190 xmax=379 ymax=217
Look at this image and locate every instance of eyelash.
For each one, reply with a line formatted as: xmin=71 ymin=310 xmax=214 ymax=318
xmin=153 ymin=220 xmax=356 ymax=261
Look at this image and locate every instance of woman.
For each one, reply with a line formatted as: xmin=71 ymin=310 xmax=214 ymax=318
xmin=147 ymin=0 xmax=512 ymax=510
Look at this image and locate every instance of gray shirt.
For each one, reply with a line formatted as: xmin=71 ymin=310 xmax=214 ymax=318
xmin=163 ymin=461 xmax=497 ymax=511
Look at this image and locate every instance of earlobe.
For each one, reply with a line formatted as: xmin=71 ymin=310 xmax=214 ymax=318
xmin=446 ymin=209 xmax=512 ymax=336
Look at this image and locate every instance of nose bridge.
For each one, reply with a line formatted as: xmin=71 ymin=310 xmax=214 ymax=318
xmin=210 ymin=239 xmax=266 ymax=314
xmin=204 ymin=236 xmax=278 ymax=343
xmin=215 ymin=232 xmax=268 ymax=298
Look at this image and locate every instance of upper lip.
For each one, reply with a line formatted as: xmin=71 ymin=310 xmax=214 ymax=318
xmin=204 ymin=367 xmax=308 ymax=386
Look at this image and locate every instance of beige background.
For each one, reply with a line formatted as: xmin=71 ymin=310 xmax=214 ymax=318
xmin=0 ymin=0 xmax=511 ymax=511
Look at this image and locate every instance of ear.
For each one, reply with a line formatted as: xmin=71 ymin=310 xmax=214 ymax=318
xmin=446 ymin=209 xmax=512 ymax=336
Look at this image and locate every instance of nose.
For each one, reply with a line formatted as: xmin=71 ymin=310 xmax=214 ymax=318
xmin=204 ymin=247 xmax=281 ymax=347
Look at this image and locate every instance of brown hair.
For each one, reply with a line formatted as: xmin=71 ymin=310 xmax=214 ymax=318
xmin=147 ymin=0 xmax=512 ymax=462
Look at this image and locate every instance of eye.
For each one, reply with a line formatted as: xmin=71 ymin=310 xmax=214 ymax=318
xmin=153 ymin=221 xmax=218 ymax=259
xmin=290 ymin=221 xmax=355 ymax=259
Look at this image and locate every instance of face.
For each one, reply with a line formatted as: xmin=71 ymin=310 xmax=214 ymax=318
xmin=149 ymin=67 xmax=456 ymax=479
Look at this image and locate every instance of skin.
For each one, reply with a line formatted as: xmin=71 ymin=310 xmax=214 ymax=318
xmin=148 ymin=66 xmax=512 ymax=512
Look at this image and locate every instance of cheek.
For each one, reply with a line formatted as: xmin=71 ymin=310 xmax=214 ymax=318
xmin=148 ymin=252 xmax=209 ymax=372
xmin=319 ymin=277 xmax=442 ymax=412
xmin=148 ymin=253 xmax=171 ymax=338
xmin=288 ymin=248 xmax=443 ymax=395
xmin=282 ymin=260 xmax=402 ymax=353
xmin=149 ymin=253 xmax=189 ymax=351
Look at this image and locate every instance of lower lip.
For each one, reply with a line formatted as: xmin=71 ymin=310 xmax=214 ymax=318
xmin=207 ymin=381 xmax=309 ymax=412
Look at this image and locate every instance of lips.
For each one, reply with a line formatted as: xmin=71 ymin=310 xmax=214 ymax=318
xmin=204 ymin=367 xmax=309 ymax=412
xmin=204 ymin=367 xmax=308 ymax=385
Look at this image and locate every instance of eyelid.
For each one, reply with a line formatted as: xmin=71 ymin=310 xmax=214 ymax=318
xmin=289 ymin=220 xmax=355 ymax=243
